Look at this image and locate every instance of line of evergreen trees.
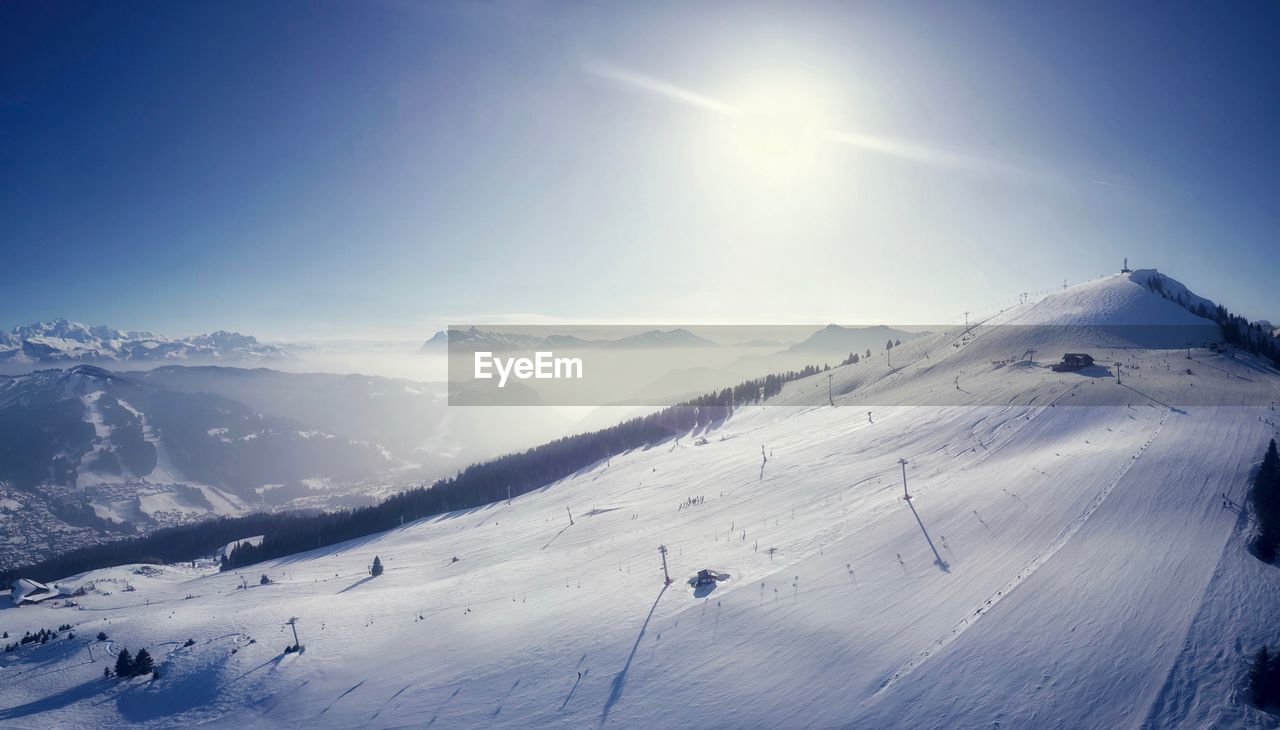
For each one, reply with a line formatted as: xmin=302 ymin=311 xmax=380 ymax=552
xmin=221 ymin=365 xmax=828 ymax=570
xmin=841 ymin=344 xmax=899 ymax=367
xmin=3 ymin=624 xmax=73 ymax=652
xmin=3 ymin=360 xmax=830 ymax=584
xmin=1143 ymin=273 xmax=1280 ymax=367
xmin=0 ymin=512 xmax=316 ymax=588
xmin=1251 ymin=439 xmax=1280 ymax=562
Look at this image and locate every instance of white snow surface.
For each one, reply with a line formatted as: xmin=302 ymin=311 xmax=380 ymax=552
xmin=2 ymin=273 xmax=1280 ymax=728
xmin=1006 ymin=271 xmax=1214 ymax=326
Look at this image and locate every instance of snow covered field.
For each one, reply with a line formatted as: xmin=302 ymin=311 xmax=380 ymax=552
xmin=2 ymin=272 xmax=1279 ymax=728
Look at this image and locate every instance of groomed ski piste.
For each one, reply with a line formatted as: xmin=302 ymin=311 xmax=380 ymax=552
xmin=3 ymin=271 xmax=1280 ymax=728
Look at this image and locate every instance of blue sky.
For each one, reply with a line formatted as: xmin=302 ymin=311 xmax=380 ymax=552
xmin=1 ymin=1 xmax=1277 ymax=339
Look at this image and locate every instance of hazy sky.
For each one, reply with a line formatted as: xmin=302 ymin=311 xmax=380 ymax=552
xmin=2 ymin=1 xmax=1277 ymax=339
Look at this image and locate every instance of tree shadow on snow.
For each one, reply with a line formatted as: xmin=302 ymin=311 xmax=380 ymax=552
xmin=337 ymin=575 xmax=376 ymax=594
xmin=492 ymin=678 xmax=521 ymax=717
xmin=426 ymin=686 xmax=462 ymax=727
xmin=1074 ymin=364 xmax=1115 ymax=379
xmin=116 ymin=648 xmax=261 ymax=723
xmin=270 ymin=531 xmax=393 ymax=567
xmin=369 ymin=683 xmax=410 ymax=721
xmin=320 ymin=679 xmax=365 ymax=715
xmin=0 ymin=678 xmax=104 ymax=720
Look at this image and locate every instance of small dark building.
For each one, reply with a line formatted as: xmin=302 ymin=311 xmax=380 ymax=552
xmin=694 ymin=569 xmax=719 ymax=587
xmin=1052 ymin=353 xmax=1095 ymax=372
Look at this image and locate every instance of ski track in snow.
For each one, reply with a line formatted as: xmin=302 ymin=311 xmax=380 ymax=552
xmin=872 ymin=404 xmax=1172 ymax=696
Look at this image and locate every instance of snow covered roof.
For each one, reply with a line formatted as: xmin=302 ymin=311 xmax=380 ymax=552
xmin=10 ymin=578 xmax=55 ymax=605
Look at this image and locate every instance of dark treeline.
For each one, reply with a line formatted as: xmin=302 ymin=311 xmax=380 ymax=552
xmin=4 ymin=624 xmax=73 ymax=652
xmin=1143 ymin=274 xmax=1280 ymax=367
xmin=0 ymin=512 xmax=312 ymax=587
xmin=4 ymin=361 xmax=830 ymax=584
xmin=223 ymin=363 xmax=829 ymax=570
xmin=1250 ymin=645 xmax=1280 ymax=708
xmin=1251 ymin=439 xmax=1280 ymax=562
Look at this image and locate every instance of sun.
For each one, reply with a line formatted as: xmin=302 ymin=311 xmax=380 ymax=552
xmin=715 ymin=79 xmax=836 ymax=186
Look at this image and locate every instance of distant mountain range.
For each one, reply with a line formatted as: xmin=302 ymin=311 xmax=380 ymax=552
xmin=784 ymin=324 xmax=930 ymax=354
xmin=423 ymin=326 xmax=718 ymax=351
xmin=423 ymin=325 xmax=929 ymax=354
xmin=0 ymin=319 xmax=287 ymax=364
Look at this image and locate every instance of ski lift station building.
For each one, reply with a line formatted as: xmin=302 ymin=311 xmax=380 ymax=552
xmin=1052 ymin=353 xmax=1095 ymax=372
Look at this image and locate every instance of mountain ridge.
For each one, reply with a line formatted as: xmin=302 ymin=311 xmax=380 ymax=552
xmin=0 ymin=318 xmax=287 ymax=365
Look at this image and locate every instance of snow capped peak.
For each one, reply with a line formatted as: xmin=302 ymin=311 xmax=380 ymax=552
xmin=1002 ymin=271 xmax=1217 ymax=328
xmin=0 ymin=320 xmax=286 ymax=365
xmin=184 ymin=330 xmax=263 ymax=349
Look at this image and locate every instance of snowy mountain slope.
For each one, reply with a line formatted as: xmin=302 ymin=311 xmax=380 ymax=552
xmin=0 ymin=319 xmax=287 ymax=365
xmin=2 ymin=272 xmax=1280 ymax=728
xmin=790 ymin=271 xmax=1273 ymax=409
xmin=0 ymin=366 xmax=400 ymax=497
xmin=0 ymin=366 xmax=408 ymax=568
xmin=1007 ymin=270 xmax=1215 ymax=326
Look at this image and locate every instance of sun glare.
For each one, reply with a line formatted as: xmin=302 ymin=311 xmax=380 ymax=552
xmin=715 ymin=79 xmax=836 ymax=186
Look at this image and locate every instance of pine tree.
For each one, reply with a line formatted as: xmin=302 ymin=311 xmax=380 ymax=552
xmin=1252 ymin=439 xmax=1280 ymax=562
xmin=1258 ymin=523 xmax=1279 ymax=563
xmin=370 ymin=556 xmax=384 ymax=577
xmin=115 ymin=648 xmax=133 ymax=678
xmin=1270 ymin=649 xmax=1280 ymax=706
xmin=1250 ymin=646 xmax=1273 ymax=706
xmin=133 ymin=648 xmax=154 ymax=676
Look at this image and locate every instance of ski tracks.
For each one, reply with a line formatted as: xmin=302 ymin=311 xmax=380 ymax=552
xmin=872 ymin=406 xmax=1172 ymax=696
